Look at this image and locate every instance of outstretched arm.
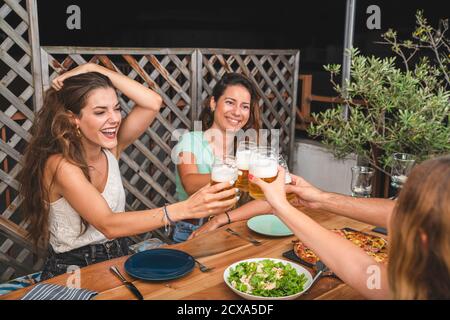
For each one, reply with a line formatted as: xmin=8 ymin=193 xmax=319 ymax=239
xmin=250 ymin=169 xmax=391 ymax=299
xmin=188 ymin=199 xmax=272 ymax=239
xmin=273 ymin=202 xmax=390 ymax=299
xmin=286 ymin=174 xmax=394 ymax=228
xmin=50 ymin=157 xmax=238 ymax=239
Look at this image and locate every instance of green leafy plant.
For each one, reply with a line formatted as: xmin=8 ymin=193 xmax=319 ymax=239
xmin=308 ymin=12 xmax=450 ymax=174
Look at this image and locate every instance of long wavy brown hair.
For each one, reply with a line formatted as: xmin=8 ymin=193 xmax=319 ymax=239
xmin=388 ymin=155 xmax=450 ymax=299
xmin=18 ymin=71 xmax=115 ymax=249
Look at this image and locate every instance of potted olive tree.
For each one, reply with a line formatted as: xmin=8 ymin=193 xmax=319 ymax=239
xmin=308 ymin=11 xmax=450 ymax=196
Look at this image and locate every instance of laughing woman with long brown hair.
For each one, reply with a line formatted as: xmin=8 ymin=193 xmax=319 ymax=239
xmin=18 ymin=63 xmax=237 ymax=280
xmin=250 ymin=155 xmax=450 ymax=299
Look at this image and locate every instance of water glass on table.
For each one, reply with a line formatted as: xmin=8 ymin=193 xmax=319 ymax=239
xmin=390 ymin=153 xmax=415 ymax=189
xmin=351 ymin=166 xmax=374 ymax=198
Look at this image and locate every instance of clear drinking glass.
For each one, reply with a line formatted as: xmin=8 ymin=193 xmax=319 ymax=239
xmin=351 ymin=166 xmax=374 ymax=198
xmin=249 ymin=146 xmax=278 ymax=200
xmin=390 ymin=153 xmax=415 ymax=188
xmin=211 ymin=155 xmax=238 ymax=200
xmin=235 ymin=141 xmax=257 ymax=192
xmin=278 ymin=155 xmax=297 ymax=203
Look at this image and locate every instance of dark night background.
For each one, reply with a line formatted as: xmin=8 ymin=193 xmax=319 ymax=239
xmin=35 ymin=0 xmax=448 ymax=96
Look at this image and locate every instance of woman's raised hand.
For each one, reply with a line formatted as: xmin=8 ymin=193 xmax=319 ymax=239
xmin=184 ymin=182 xmax=238 ymax=219
xmin=285 ymin=174 xmax=326 ymax=209
xmin=51 ymin=63 xmax=97 ymax=91
xmin=248 ymin=166 xmax=288 ymax=209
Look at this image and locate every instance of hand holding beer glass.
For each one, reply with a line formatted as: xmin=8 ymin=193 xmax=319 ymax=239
xmin=211 ymin=155 xmax=239 ymax=200
xmin=249 ymin=146 xmax=278 ymax=200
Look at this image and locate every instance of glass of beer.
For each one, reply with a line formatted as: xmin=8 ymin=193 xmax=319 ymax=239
xmin=211 ymin=155 xmax=238 ymax=200
xmin=249 ymin=147 xmax=278 ymax=200
xmin=235 ymin=141 xmax=257 ymax=192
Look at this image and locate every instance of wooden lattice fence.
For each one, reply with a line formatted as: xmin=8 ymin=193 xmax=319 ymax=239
xmin=198 ymin=49 xmax=299 ymax=162
xmin=0 ymin=0 xmax=300 ymax=282
xmin=0 ymin=0 xmax=44 ymax=282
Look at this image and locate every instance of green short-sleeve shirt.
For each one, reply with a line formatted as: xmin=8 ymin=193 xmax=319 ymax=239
xmin=174 ymin=131 xmax=214 ymax=201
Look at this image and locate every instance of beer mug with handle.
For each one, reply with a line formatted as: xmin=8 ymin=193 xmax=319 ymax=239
xmin=249 ymin=146 xmax=278 ymax=200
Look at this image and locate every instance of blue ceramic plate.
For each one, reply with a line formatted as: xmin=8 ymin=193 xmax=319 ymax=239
xmin=247 ymin=214 xmax=293 ymax=237
xmin=124 ymin=248 xmax=195 ymax=281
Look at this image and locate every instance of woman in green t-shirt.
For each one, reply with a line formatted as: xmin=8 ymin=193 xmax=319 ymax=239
xmin=173 ymin=73 xmax=272 ymax=242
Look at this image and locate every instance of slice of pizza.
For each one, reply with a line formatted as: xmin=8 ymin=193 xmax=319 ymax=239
xmin=293 ymin=240 xmax=319 ymax=265
xmin=293 ymin=229 xmax=388 ymax=265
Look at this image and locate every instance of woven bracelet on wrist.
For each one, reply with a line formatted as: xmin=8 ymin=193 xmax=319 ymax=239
xmin=225 ymin=211 xmax=231 ymax=224
xmin=163 ymin=205 xmax=175 ymax=225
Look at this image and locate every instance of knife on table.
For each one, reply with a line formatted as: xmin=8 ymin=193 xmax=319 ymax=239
xmin=110 ymin=265 xmax=144 ymax=300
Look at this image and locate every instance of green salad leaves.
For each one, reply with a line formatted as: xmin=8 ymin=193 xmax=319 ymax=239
xmin=227 ymin=259 xmax=308 ymax=297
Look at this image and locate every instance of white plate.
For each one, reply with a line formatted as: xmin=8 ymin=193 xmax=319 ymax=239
xmin=223 ymin=258 xmax=313 ymax=300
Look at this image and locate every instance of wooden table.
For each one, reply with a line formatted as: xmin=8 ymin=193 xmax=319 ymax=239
xmin=1 ymin=207 xmax=379 ymax=300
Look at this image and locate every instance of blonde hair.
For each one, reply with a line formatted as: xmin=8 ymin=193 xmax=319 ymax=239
xmin=388 ymin=155 xmax=450 ymax=299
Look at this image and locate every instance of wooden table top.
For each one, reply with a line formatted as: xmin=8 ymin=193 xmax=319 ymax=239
xmin=2 ymin=207 xmax=380 ymax=300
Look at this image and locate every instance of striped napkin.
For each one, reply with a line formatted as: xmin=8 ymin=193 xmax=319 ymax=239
xmin=21 ymin=283 xmax=97 ymax=300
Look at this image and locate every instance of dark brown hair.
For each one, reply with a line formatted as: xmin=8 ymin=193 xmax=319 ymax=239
xmin=18 ymin=71 xmax=115 ymax=249
xmin=388 ymin=155 xmax=450 ymax=299
xmin=199 ymin=72 xmax=261 ymax=132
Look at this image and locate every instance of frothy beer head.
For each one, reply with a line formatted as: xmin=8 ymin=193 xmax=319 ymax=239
xmin=212 ymin=165 xmax=238 ymax=183
xmin=236 ymin=150 xmax=252 ymax=170
xmin=249 ymin=157 xmax=278 ymax=178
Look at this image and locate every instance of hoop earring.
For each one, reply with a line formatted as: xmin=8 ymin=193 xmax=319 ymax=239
xmin=76 ymin=127 xmax=82 ymax=138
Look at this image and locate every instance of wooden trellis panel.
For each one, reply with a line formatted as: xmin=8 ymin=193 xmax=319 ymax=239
xmin=197 ymin=49 xmax=300 ymax=168
xmin=0 ymin=0 xmax=44 ymax=282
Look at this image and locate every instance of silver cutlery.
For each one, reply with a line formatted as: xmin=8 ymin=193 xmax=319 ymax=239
xmin=194 ymin=259 xmax=215 ymax=272
xmin=225 ymin=228 xmax=262 ymax=246
xmin=110 ymin=265 xmax=144 ymax=300
xmin=304 ymin=260 xmax=328 ymax=294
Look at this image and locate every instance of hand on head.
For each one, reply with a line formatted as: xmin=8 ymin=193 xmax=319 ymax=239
xmin=51 ymin=63 xmax=96 ymax=91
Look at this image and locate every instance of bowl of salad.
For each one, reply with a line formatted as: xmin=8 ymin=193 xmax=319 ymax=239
xmin=223 ymin=258 xmax=312 ymax=300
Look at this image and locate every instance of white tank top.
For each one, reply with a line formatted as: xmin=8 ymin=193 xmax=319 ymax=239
xmin=48 ymin=149 xmax=126 ymax=253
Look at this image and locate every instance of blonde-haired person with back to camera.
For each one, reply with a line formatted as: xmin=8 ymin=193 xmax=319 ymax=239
xmin=249 ymin=156 xmax=450 ymax=299
xmin=18 ymin=63 xmax=237 ymax=280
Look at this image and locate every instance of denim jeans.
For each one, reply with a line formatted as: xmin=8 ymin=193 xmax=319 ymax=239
xmin=40 ymin=238 xmax=130 ymax=281
xmin=172 ymin=221 xmax=201 ymax=243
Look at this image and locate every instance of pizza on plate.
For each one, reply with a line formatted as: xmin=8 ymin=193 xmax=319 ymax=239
xmin=293 ymin=229 xmax=388 ymax=264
